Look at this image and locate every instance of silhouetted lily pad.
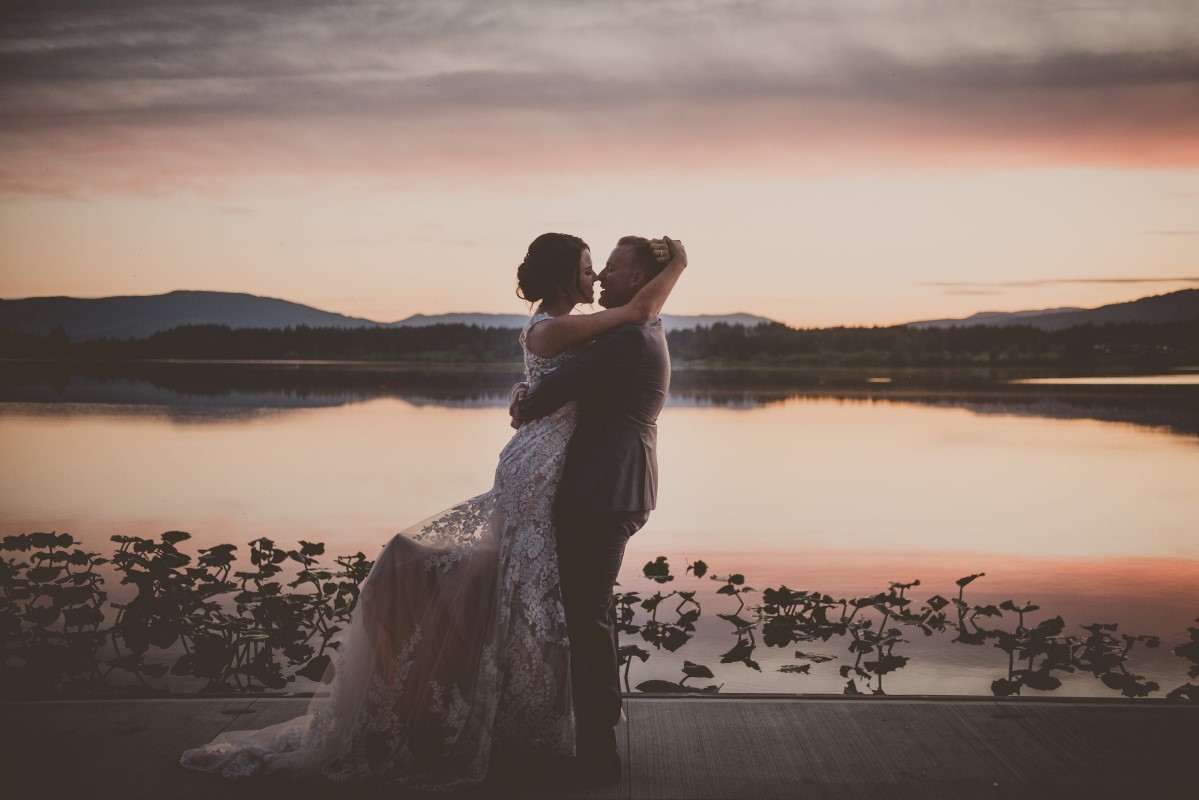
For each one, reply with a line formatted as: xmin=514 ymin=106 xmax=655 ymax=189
xmin=27 ymin=566 xmax=62 ymax=583
xmin=296 ymin=654 xmax=331 ymax=682
xmin=28 ymin=532 xmax=59 ymax=548
xmin=1017 ymin=669 xmax=1062 ymax=692
xmin=619 ymin=645 xmax=650 ymax=664
xmin=643 ymin=557 xmax=673 ymax=584
xmin=779 ymin=664 xmax=811 ymax=674
xmin=635 ymin=680 xmax=691 ymax=693
xmin=865 ymin=655 xmax=909 ymax=675
xmin=1166 ymin=683 xmax=1199 ymax=702
xmin=1101 ymin=671 xmax=1160 ymax=698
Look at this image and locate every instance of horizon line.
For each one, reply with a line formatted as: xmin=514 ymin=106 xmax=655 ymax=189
xmin=2 ymin=286 xmax=1195 ymax=330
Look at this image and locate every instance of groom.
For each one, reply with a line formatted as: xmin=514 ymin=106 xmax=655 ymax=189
xmin=511 ymin=235 xmax=679 ymax=786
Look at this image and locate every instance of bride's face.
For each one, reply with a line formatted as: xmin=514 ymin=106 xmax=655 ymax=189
xmin=571 ymin=249 xmax=596 ymax=305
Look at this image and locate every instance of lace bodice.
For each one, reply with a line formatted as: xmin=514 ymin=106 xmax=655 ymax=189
xmin=520 ymin=310 xmax=580 ymax=382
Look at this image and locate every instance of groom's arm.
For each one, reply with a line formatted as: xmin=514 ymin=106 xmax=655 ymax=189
xmin=518 ymin=328 xmax=640 ymax=421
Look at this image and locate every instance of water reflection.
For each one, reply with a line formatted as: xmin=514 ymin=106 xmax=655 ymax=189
xmin=3 ymin=360 xmax=1198 ymax=437
xmin=1013 ymin=374 xmax=1199 ymax=386
xmin=0 ymin=360 xmax=525 ymax=420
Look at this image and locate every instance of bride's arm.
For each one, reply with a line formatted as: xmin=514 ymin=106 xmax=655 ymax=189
xmin=628 ymin=236 xmax=688 ymax=320
xmin=525 ymin=237 xmax=688 ymax=358
xmin=523 ymin=306 xmax=642 ymax=359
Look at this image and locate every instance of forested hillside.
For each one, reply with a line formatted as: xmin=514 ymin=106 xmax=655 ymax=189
xmin=3 ymin=318 xmax=1196 ymax=369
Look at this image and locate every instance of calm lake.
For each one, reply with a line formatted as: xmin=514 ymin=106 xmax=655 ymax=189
xmin=2 ymin=360 xmax=1197 ymax=698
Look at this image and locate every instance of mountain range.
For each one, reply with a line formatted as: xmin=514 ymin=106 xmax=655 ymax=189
xmin=905 ymin=289 xmax=1199 ymax=330
xmin=1 ymin=288 xmax=1195 ymax=342
xmin=0 ymin=290 xmax=774 ymax=341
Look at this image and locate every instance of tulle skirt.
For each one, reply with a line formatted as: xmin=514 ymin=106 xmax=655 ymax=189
xmin=181 ymin=406 xmax=579 ymax=787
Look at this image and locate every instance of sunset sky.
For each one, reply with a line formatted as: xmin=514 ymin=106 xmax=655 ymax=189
xmin=1 ymin=0 xmax=1197 ymax=327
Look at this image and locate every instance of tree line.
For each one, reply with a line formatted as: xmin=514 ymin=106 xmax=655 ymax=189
xmin=2 ymin=319 xmax=1197 ymax=368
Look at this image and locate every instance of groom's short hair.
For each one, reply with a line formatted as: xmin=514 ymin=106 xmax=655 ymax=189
xmin=617 ymin=235 xmax=664 ymax=279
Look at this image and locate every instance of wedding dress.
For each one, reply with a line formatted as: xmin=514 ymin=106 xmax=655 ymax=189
xmin=181 ymin=311 xmax=578 ymax=787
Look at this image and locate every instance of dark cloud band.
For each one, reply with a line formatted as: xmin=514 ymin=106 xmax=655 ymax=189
xmin=922 ymin=277 xmax=1199 ymax=289
xmin=3 ymin=0 xmax=1198 ymax=193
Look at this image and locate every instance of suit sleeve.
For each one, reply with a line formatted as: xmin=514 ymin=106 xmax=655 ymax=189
xmin=519 ymin=328 xmax=640 ymax=421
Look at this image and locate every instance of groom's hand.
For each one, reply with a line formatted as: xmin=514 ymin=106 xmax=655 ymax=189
xmin=650 ymin=237 xmax=686 ymax=267
xmin=508 ymin=382 xmax=529 ymax=429
xmin=650 ymin=238 xmax=670 ymax=263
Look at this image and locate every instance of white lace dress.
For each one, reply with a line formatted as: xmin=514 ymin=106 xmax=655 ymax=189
xmin=181 ymin=312 xmax=579 ymax=787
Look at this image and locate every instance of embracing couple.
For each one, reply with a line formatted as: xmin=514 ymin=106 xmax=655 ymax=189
xmin=181 ymin=233 xmax=688 ymax=790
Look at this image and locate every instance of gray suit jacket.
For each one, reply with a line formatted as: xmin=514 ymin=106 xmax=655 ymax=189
xmin=519 ymin=318 xmax=670 ymax=514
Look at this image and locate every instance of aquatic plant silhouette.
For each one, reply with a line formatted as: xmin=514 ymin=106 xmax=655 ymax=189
xmin=0 ymin=532 xmax=108 ymax=695
xmin=2 ymin=533 xmax=1196 ymax=702
xmin=1167 ymin=621 xmax=1199 ymax=701
xmin=613 ymin=558 xmax=1196 ymax=701
xmin=2 ymin=531 xmax=371 ymax=694
xmin=617 ymin=558 xmax=712 ymax=693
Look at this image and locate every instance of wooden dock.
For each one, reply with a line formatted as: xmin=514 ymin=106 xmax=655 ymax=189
xmin=2 ymin=696 xmax=1196 ymax=799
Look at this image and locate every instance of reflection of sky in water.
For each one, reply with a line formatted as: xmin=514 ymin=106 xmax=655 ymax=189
xmin=2 ymin=387 xmax=1196 ymax=560
xmin=2 ymin=374 xmax=1197 ymax=695
xmin=1012 ymin=374 xmax=1199 ymax=385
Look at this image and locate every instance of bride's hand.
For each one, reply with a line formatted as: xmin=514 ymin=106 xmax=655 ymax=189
xmin=651 ymin=236 xmax=687 ymax=268
xmin=508 ymin=383 xmax=529 ymax=429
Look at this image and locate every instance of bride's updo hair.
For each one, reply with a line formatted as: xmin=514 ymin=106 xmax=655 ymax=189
xmin=516 ymin=233 xmax=589 ymax=304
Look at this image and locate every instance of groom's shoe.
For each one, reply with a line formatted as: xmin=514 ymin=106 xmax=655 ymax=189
xmin=528 ymin=752 xmax=621 ymax=791
xmin=577 ymin=751 xmax=622 ymax=787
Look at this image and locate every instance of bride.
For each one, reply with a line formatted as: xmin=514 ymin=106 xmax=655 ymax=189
xmin=180 ymin=233 xmax=687 ymax=788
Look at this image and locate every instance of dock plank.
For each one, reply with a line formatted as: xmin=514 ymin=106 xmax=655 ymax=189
xmin=891 ymin=700 xmax=1082 ymax=798
xmin=627 ymin=697 xmax=844 ymax=800
xmin=625 ymin=698 xmax=1199 ymax=800
xmin=1 ymin=698 xmax=256 ymax=800
xmin=1002 ymin=702 xmax=1199 ymax=799
xmin=161 ymin=696 xmax=624 ymax=800
xmin=3 ymin=697 xmax=1197 ymax=800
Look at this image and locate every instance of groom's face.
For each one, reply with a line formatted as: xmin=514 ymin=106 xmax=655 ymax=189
xmin=597 ymin=245 xmax=641 ymax=309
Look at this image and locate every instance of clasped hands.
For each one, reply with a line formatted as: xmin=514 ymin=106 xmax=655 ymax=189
xmin=508 ymin=382 xmax=529 ymax=430
xmin=650 ymin=236 xmax=684 ymax=266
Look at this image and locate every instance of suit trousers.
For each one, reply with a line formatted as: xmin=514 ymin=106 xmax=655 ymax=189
xmin=554 ymin=509 xmax=650 ymax=758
